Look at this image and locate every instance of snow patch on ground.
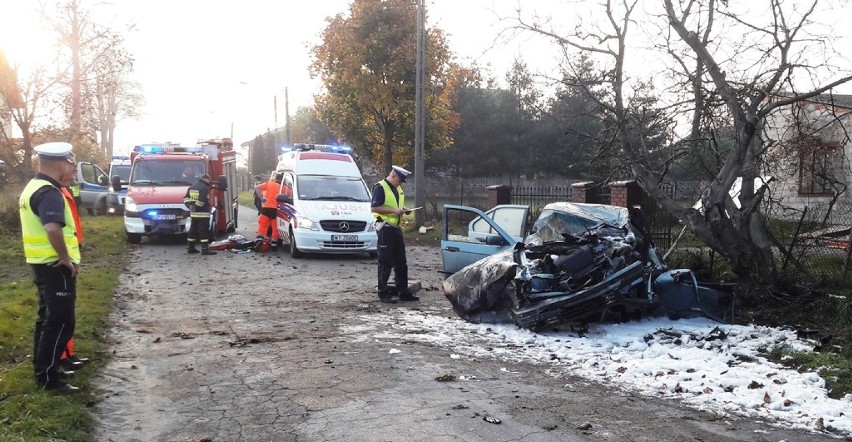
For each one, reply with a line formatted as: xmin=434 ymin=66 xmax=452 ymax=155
xmin=343 ymin=314 xmax=851 ymax=437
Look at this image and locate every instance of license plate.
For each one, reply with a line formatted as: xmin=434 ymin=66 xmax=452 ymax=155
xmin=154 ymin=214 xmax=176 ymax=220
xmin=331 ymin=235 xmax=357 ymax=241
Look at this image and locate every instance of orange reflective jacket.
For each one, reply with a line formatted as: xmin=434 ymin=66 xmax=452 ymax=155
xmin=256 ymin=178 xmax=281 ymax=209
xmin=60 ymin=186 xmax=83 ymax=245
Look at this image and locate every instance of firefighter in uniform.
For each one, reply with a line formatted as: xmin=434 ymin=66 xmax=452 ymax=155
xmin=19 ymin=142 xmax=81 ymax=393
xmin=184 ymin=174 xmax=217 ymax=255
xmin=371 ymin=165 xmax=418 ymax=303
xmin=255 ymin=173 xmax=282 ymax=250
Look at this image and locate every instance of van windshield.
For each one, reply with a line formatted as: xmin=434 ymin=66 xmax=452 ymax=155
xmin=110 ymin=165 xmax=131 ymax=182
xmin=131 ymin=159 xmax=206 ymax=186
xmin=297 ymin=176 xmax=370 ymax=202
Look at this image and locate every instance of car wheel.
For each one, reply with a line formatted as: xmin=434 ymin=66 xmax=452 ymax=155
xmin=368 ymin=252 xmax=377 ymax=259
xmin=126 ymin=232 xmax=142 ymax=244
xmin=289 ymin=230 xmax=303 ymax=258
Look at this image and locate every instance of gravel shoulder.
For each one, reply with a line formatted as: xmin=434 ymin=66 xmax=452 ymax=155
xmin=91 ymin=211 xmax=834 ymax=441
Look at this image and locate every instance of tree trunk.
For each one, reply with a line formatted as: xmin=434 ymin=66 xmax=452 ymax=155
xmin=382 ymin=119 xmax=394 ymax=176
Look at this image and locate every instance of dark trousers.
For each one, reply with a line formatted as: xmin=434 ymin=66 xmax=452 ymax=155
xmin=31 ymin=263 xmax=76 ymax=387
xmin=377 ymin=224 xmax=408 ymax=295
xmin=188 ymin=214 xmax=210 ymax=245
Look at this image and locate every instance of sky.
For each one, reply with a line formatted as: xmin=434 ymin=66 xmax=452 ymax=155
xmin=1 ymin=0 xmax=562 ymax=154
xmin=2 ymin=1 xmax=852 ymax=156
xmin=346 ymin=312 xmax=852 ymax=438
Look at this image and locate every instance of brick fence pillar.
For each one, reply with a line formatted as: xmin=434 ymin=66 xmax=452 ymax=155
xmin=610 ymin=180 xmax=644 ymax=207
xmin=487 ymin=184 xmax=512 ymax=207
xmin=570 ymin=182 xmax=595 ymax=203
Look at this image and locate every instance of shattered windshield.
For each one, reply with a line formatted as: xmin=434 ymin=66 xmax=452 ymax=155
xmin=529 ymin=202 xmax=630 ymax=244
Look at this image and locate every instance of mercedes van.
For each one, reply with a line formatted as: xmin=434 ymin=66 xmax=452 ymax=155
xmin=273 ymin=144 xmax=377 ymax=258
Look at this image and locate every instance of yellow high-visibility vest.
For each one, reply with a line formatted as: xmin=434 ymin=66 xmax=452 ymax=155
xmin=19 ymin=178 xmax=81 ymax=264
xmin=372 ymin=180 xmax=404 ymax=225
xmin=69 ymin=181 xmax=80 ymax=197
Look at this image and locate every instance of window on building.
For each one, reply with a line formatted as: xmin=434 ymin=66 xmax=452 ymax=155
xmin=798 ymin=142 xmax=838 ymax=195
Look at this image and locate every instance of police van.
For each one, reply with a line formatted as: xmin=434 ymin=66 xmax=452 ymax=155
xmin=272 ymin=143 xmax=377 ymax=258
xmin=106 ymin=156 xmax=132 ymax=215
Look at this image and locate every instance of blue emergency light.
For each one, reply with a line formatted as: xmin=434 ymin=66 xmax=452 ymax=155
xmin=136 ymin=145 xmax=165 ymax=154
xmin=291 ymin=143 xmax=352 ymax=154
xmin=329 ymin=145 xmax=352 ymax=153
xmin=133 ymin=144 xmax=204 ymax=154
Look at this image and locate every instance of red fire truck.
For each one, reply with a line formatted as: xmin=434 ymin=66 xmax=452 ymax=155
xmin=117 ymin=138 xmax=239 ymax=244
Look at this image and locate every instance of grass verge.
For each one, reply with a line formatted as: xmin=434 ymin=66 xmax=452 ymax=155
xmin=0 ymin=213 xmax=129 ymax=442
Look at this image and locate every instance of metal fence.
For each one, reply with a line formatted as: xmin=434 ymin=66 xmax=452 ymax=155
xmin=512 ymin=183 xmax=575 ymax=223
xmin=409 ymin=175 xmax=852 ymax=284
xmin=771 ymin=201 xmax=852 ymax=283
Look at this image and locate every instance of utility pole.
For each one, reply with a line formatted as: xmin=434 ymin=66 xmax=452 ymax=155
xmin=414 ymin=0 xmax=426 ymax=227
xmin=273 ymin=95 xmax=279 ymax=152
xmin=284 ymin=87 xmax=291 ymax=147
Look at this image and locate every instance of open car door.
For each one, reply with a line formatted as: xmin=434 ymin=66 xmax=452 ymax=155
xmin=441 ymin=204 xmax=529 ymax=274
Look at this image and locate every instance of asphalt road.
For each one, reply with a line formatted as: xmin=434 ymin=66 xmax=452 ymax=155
xmin=90 ymin=209 xmax=834 ymax=441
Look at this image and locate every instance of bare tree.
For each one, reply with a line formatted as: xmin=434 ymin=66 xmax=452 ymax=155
xmin=513 ymin=0 xmax=852 ymax=292
xmin=0 ymin=63 xmax=63 ymax=181
xmin=87 ymin=31 xmax=141 ymax=157
xmin=41 ymin=0 xmax=141 ymax=159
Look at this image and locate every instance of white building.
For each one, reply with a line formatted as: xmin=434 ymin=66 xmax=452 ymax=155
xmin=762 ymin=94 xmax=852 ymax=223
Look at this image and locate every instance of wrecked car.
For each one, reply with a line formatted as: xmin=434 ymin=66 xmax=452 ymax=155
xmin=442 ymin=202 xmax=734 ymax=330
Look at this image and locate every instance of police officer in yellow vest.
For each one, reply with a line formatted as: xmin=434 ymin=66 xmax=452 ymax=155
xmin=371 ymin=165 xmax=418 ymax=303
xmin=19 ymin=142 xmax=81 ymax=393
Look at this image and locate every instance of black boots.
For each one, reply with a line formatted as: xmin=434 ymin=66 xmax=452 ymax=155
xmin=190 ymin=242 xmax=216 ymax=255
xmin=378 ymin=289 xmax=397 ymax=303
xmin=398 ymin=292 xmax=420 ymax=302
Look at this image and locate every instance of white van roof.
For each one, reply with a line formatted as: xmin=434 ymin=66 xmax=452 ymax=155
xmin=277 ymin=151 xmax=361 ymax=177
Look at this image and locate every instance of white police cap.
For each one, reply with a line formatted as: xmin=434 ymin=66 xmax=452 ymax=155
xmin=391 ymin=165 xmax=411 ymax=182
xmin=33 ymin=142 xmax=73 ymax=160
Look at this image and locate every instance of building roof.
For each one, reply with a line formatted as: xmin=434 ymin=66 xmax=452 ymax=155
xmin=803 ymin=93 xmax=852 ymax=109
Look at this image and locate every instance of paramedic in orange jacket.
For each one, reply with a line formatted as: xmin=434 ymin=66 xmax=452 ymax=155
xmin=255 ymin=173 xmax=283 ymax=248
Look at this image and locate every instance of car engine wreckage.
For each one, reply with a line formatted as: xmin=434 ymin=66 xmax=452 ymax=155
xmin=442 ymin=202 xmax=735 ymax=330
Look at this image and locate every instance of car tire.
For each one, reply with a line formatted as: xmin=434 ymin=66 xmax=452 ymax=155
xmin=368 ymin=252 xmax=377 ymax=259
xmin=289 ymin=229 xmax=302 ymax=258
xmin=126 ymin=232 xmax=142 ymax=244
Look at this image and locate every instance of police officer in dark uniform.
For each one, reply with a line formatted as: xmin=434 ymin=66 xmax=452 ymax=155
xmin=184 ymin=174 xmax=217 ymax=255
xmin=19 ymin=142 xmax=81 ymax=393
xmin=371 ymin=165 xmax=418 ymax=303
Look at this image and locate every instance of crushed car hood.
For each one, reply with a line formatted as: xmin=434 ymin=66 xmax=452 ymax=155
xmin=443 ymin=202 xmax=733 ymax=330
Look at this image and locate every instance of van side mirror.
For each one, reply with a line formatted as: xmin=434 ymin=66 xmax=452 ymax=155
xmin=98 ymin=175 xmax=109 ymax=185
xmin=110 ymin=175 xmax=121 ymax=191
xmin=217 ymin=175 xmax=228 ymax=190
xmin=276 ymin=194 xmax=293 ymax=205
